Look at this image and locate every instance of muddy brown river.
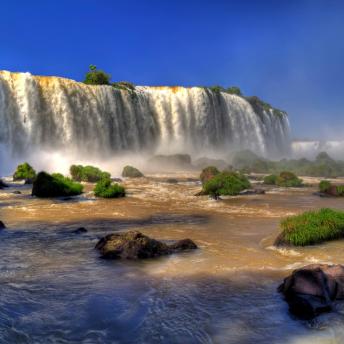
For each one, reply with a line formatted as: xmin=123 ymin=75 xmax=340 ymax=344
xmin=1 ymin=174 xmax=344 ymax=343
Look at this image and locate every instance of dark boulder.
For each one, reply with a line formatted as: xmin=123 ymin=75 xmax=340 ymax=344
xmin=169 ymin=239 xmax=198 ymax=251
xmin=0 ymin=179 xmax=7 ymax=189
xmin=12 ymin=190 xmax=22 ymax=195
xmin=73 ymin=227 xmax=88 ymax=234
xmin=0 ymin=221 xmax=6 ymax=230
xmin=95 ymin=230 xmax=197 ymax=260
xmin=278 ymin=264 xmax=344 ymax=320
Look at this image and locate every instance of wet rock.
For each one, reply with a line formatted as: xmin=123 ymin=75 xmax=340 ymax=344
xmin=24 ymin=178 xmax=34 ymax=185
xmin=166 ymin=178 xmax=178 ymax=184
xmin=95 ymin=230 xmax=197 ymax=260
xmin=0 ymin=179 xmax=8 ymax=189
xmin=168 ymin=239 xmax=198 ymax=251
xmin=73 ymin=227 xmax=88 ymax=234
xmin=0 ymin=221 xmax=6 ymax=230
xmin=122 ymin=166 xmax=144 ymax=178
xmin=278 ymin=264 xmax=344 ymax=320
xmin=112 ymin=178 xmax=123 ymax=183
xmin=12 ymin=190 xmax=22 ymax=195
xmin=194 ymin=190 xmax=207 ymax=196
xmin=239 ymin=189 xmax=265 ymax=195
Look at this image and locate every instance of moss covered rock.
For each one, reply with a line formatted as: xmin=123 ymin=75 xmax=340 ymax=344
xmin=275 ymin=208 xmax=344 ymax=246
xmin=93 ymin=178 xmax=125 ymax=198
xmin=122 ymin=165 xmax=144 ymax=178
xmin=200 ymin=166 xmax=220 ymax=184
xmin=203 ymin=172 xmax=251 ymax=196
xmin=32 ymin=172 xmax=83 ymax=198
xmin=13 ymin=162 xmax=36 ymax=183
xmin=70 ymin=165 xmax=110 ymax=182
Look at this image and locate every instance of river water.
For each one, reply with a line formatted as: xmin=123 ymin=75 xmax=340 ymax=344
xmin=1 ymin=174 xmax=344 ymax=344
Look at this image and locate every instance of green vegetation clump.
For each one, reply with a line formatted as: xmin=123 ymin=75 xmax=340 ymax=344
xmin=122 ymin=165 xmax=144 ymax=178
xmin=32 ymin=172 xmax=83 ymax=198
xmin=70 ymin=165 xmax=110 ymax=183
xmin=319 ymin=180 xmax=344 ymax=196
xmin=94 ymin=177 xmax=125 ymax=198
xmin=203 ymin=172 xmax=250 ymax=196
xmin=319 ymin=180 xmax=332 ymax=193
xmin=276 ymin=171 xmax=303 ymax=187
xmin=200 ymin=166 xmax=220 ymax=184
xmin=275 ymin=208 xmax=344 ymax=246
xmin=84 ymin=65 xmax=111 ymax=85
xmin=264 ymin=174 xmax=278 ymax=185
xmin=13 ymin=162 xmax=36 ymax=181
xmin=112 ymin=81 xmax=135 ymax=91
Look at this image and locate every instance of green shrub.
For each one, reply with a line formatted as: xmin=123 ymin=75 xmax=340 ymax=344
xmin=84 ymin=65 xmax=110 ymax=85
xmin=13 ymin=162 xmax=36 ymax=181
xmin=319 ymin=180 xmax=332 ymax=193
xmin=203 ymin=172 xmax=250 ymax=196
xmin=94 ymin=178 xmax=125 ymax=198
xmin=122 ymin=165 xmax=144 ymax=178
xmin=264 ymin=174 xmax=278 ymax=185
xmin=276 ymin=171 xmax=303 ymax=187
xmin=200 ymin=166 xmax=220 ymax=184
xmin=225 ymin=86 xmax=242 ymax=96
xmin=275 ymin=208 xmax=344 ymax=246
xmin=70 ymin=165 xmax=110 ymax=182
xmin=32 ymin=172 xmax=83 ymax=198
xmin=112 ymin=81 xmax=135 ymax=91
xmin=336 ymin=185 xmax=344 ymax=196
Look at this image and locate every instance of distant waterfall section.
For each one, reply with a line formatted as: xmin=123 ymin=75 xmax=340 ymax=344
xmin=0 ymin=71 xmax=290 ymax=164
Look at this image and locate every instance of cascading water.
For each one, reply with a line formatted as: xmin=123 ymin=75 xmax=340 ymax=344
xmin=0 ymin=71 xmax=290 ymax=175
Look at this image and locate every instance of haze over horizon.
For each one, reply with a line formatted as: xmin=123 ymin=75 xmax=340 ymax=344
xmin=1 ymin=0 xmax=344 ymax=141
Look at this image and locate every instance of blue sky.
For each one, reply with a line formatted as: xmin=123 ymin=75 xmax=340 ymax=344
xmin=1 ymin=0 xmax=343 ymax=140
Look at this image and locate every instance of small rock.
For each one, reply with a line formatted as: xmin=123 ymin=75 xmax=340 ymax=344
xmin=166 ymin=178 xmax=178 ymax=184
xmin=12 ymin=191 xmax=22 ymax=195
xmin=73 ymin=227 xmax=88 ymax=234
xmin=239 ymin=189 xmax=265 ymax=195
xmin=169 ymin=239 xmax=198 ymax=251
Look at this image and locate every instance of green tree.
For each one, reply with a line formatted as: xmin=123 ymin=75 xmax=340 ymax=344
xmin=84 ymin=65 xmax=111 ymax=85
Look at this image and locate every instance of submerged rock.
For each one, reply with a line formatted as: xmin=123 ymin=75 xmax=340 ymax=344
xmin=0 ymin=221 xmax=6 ymax=229
xmin=239 ymin=189 xmax=265 ymax=195
xmin=95 ymin=230 xmax=197 ymax=260
xmin=73 ymin=227 xmax=88 ymax=234
xmin=12 ymin=190 xmax=22 ymax=195
xmin=165 ymin=178 xmax=178 ymax=184
xmin=278 ymin=264 xmax=344 ymax=320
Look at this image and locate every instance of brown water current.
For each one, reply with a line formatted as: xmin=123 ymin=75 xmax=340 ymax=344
xmin=1 ymin=174 xmax=344 ymax=343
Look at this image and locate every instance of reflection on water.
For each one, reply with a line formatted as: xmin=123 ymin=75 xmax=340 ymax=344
xmin=1 ymin=174 xmax=344 ymax=343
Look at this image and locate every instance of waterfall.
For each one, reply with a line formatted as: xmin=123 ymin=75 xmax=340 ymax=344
xmin=0 ymin=71 xmax=290 ymax=175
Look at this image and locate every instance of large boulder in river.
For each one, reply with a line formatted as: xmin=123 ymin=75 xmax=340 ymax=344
xmin=278 ymin=264 xmax=344 ymax=320
xmin=95 ymin=230 xmax=197 ymax=259
xmin=121 ymin=165 xmax=144 ymax=178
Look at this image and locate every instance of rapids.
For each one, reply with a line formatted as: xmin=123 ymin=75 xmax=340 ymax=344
xmin=1 ymin=174 xmax=344 ymax=343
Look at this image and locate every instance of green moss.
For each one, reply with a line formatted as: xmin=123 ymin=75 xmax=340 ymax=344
xmin=32 ymin=172 xmax=83 ymax=198
xmin=200 ymin=166 xmax=220 ymax=184
xmin=264 ymin=174 xmax=278 ymax=185
xmin=70 ymin=165 xmax=110 ymax=183
xmin=94 ymin=178 xmax=125 ymax=198
xmin=276 ymin=171 xmax=303 ymax=187
xmin=276 ymin=208 xmax=344 ymax=246
xmin=203 ymin=172 xmax=250 ymax=196
xmin=319 ymin=180 xmax=332 ymax=193
xmin=13 ymin=162 xmax=36 ymax=181
xmin=122 ymin=165 xmax=144 ymax=178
